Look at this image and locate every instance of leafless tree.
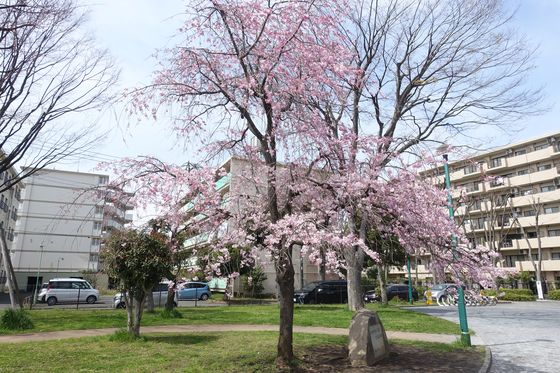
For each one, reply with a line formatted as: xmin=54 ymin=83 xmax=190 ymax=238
xmin=0 ymin=0 xmax=118 ymax=194
xmin=512 ymin=196 xmax=544 ymax=298
xmin=313 ymin=0 xmax=542 ymax=310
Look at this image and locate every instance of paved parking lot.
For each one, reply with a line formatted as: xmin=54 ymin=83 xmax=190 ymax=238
xmin=407 ymin=302 xmax=560 ymax=373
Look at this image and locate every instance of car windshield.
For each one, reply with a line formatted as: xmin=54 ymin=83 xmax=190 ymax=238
xmin=431 ymin=284 xmax=447 ymax=290
xmin=302 ymin=282 xmax=319 ymax=291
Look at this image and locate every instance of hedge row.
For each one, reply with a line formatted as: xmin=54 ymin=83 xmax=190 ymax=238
xmin=548 ymin=290 xmax=560 ymax=300
xmin=481 ymin=288 xmax=536 ymax=301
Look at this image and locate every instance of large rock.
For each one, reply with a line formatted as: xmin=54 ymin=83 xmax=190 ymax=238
xmin=348 ymin=308 xmax=389 ymax=366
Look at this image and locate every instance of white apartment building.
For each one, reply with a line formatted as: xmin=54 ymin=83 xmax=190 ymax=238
xmin=12 ymin=169 xmax=132 ymax=291
xmin=392 ymin=132 xmax=560 ymax=289
xmin=0 ymin=164 xmax=23 ymax=290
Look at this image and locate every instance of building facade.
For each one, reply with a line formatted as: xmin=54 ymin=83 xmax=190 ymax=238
xmin=392 ymin=132 xmax=560 ymax=288
xmin=12 ymin=169 xmax=132 ymax=291
xmin=0 ymin=164 xmax=23 ymax=291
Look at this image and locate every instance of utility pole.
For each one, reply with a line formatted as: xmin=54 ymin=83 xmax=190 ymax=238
xmin=442 ymin=153 xmax=471 ymax=346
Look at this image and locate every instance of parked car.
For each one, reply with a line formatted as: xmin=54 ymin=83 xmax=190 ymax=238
xmin=113 ymin=282 xmax=178 ymax=309
xmin=177 ymin=282 xmax=211 ymax=301
xmin=363 ymin=289 xmax=379 ymax=303
xmin=428 ymin=283 xmax=457 ymax=302
xmin=36 ymin=282 xmax=49 ymax=302
xmin=294 ymin=280 xmax=347 ymax=304
xmin=363 ymin=284 xmax=419 ymax=303
xmin=42 ymin=278 xmax=99 ymax=306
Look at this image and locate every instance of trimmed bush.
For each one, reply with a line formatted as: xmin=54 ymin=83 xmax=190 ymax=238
xmin=1 ymin=309 xmax=34 ymax=330
xmin=501 ymin=288 xmax=534 ymax=297
xmin=501 ymin=293 xmax=536 ymax=301
xmin=480 ymin=289 xmax=497 ymax=297
xmin=548 ymin=290 xmax=560 ymax=300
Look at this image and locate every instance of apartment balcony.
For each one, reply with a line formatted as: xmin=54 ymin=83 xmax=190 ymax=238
xmin=484 ymin=177 xmax=511 ymax=192
xmin=511 ymin=189 xmax=560 ymax=208
xmin=516 ymin=211 xmax=560 ymax=227
xmin=216 ymin=173 xmax=231 ymax=192
xmin=509 ymin=167 xmax=559 ymax=189
xmin=515 ymin=259 xmax=560 ymax=272
xmin=184 ymin=232 xmax=211 ymax=248
xmin=498 ymin=236 xmax=560 ymax=251
xmin=389 ymin=264 xmax=431 ymax=275
xmin=507 ymin=145 xmax=560 ymax=168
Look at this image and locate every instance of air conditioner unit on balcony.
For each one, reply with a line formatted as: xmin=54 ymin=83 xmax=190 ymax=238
xmin=548 ymin=137 xmax=557 ymax=144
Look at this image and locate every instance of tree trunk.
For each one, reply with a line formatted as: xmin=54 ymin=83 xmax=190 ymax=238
xmin=377 ymin=264 xmax=388 ymax=305
xmin=165 ymin=281 xmax=176 ymax=310
xmin=346 ymin=252 xmax=364 ymax=311
xmin=0 ymin=228 xmax=21 ymax=309
xmin=146 ymin=291 xmax=154 ymax=312
xmin=132 ymin=296 xmax=145 ymax=337
xmin=319 ymin=247 xmax=326 ymax=281
xmin=125 ymin=293 xmax=134 ymax=335
xmin=275 ymin=245 xmax=295 ymax=368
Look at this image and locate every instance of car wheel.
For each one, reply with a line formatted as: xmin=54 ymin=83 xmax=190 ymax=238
xmin=173 ymin=301 xmax=178 ymax=307
xmin=117 ymin=302 xmax=126 ymax=309
xmin=47 ymin=297 xmax=57 ymax=306
xmin=200 ymin=293 xmax=209 ymax=301
xmin=86 ymin=295 xmax=97 ymax=304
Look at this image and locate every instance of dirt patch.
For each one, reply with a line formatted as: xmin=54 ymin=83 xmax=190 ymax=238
xmin=295 ymin=344 xmax=484 ymax=372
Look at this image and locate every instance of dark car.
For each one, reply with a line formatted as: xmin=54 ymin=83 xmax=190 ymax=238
xmin=294 ymin=280 xmax=347 ymax=304
xmin=363 ymin=284 xmax=418 ymax=302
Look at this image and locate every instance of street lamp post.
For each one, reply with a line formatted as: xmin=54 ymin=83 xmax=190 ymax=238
xmin=442 ymin=153 xmax=471 ymax=347
xmin=56 ymin=257 xmax=64 ymax=273
xmin=32 ymin=244 xmax=45 ymax=307
xmin=407 ymin=255 xmax=414 ymax=304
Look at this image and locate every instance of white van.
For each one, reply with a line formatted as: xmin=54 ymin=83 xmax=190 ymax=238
xmin=43 ymin=278 xmax=99 ymax=306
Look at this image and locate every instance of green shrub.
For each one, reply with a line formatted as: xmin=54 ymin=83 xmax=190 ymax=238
xmin=1 ymin=309 xmax=34 ymax=330
xmin=160 ymin=308 xmax=183 ymax=319
xmin=500 ymin=288 xmax=534 ymax=297
xmin=501 ymin=293 xmax=536 ymax=301
xmin=548 ymin=290 xmax=560 ymax=300
xmin=480 ymin=289 xmax=497 ymax=297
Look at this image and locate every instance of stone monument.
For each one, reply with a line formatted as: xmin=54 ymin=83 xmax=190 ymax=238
xmin=348 ymin=308 xmax=389 ymax=366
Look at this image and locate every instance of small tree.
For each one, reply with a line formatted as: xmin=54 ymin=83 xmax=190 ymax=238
xmin=243 ymin=266 xmax=268 ymax=298
xmin=102 ymin=229 xmax=171 ymax=337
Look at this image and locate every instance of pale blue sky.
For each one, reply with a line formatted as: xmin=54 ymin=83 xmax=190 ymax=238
xmin=65 ymin=0 xmax=560 ymax=172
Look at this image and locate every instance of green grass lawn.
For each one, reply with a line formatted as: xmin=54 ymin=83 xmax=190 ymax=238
xmin=0 ymin=303 xmax=459 ymax=335
xmin=0 ymin=331 xmax=467 ymax=373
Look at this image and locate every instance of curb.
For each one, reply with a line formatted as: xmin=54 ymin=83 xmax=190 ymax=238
xmin=478 ymin=346 xmax=492 ymax=373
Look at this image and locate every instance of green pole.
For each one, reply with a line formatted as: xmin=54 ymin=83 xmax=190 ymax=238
xmin=407 ymin=255 xmax=413 ymax=304
xmin=442 ymin=154 xmax=471 ymax=347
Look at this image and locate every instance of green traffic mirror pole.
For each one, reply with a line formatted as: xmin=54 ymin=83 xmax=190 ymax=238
xmin=443 ymin=154 xmax=471 ymax=347
xmin=407 ymin=255 xmax=414 ymax=304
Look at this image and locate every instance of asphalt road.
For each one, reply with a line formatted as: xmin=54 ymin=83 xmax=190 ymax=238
xmin=407 ymin=302 xmax=560 ymax=373
xmin=0 ymin=293 xmax=225 ymax=309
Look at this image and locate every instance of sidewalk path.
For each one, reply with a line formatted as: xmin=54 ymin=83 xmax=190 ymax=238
xmin=0 ymin=324 xmax=459 ymax=344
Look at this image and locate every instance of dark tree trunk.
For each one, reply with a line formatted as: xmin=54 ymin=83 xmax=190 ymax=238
xmin=0 ymin=228 xmax=21 ymax=309
xmin=275 ymin=245 xmax=295 ymax=368
xmin=146 ymin=291 xmax=154 ymax=312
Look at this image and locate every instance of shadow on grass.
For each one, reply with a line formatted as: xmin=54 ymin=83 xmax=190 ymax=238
xmin=295 ymin=306 xmax=348 ymax=312
xmin=146 ymin=334 xmax=220 ymax=345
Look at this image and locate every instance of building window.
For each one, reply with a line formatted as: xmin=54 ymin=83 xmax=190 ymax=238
xmin=514 ymin=149 xmax=527 ymax=156
xmin=552 ymin=253 xmax=560 ymax=260
xmin=91 ymin=238 xmax=101 ymax=246
xmin=548 ymin=229 xmax=560 ymax=237
xmin=523 ymin=210 xmax=536 ymax=217
xmin=544 ymin=206 xmax=559 ymax=215
xmin=534 ymin=143 xmax=548 ymax=151
xmin=490 ymin=157 xmax=505 ymax=168
xmin=541 ymin=185 xmax=556 ymax=193
xmin=536 ymin=164 xmax=552 ymax=172
xmin=464 ymin=164 xmax=479 ymax=175
xmin=89 ymin=253 xmax=99 ymax=263
xmin=98 ymin=176 xmax=109 ymax=185
xmin=517 ymin=169 xmax=529 ymax=176
xmin=93 ymin=222 xmax=102 ymax=231
xmin=526 ymin=231 xmax=537 ymax=239
xmin=94 ymin=206 xmax=103 ymax=214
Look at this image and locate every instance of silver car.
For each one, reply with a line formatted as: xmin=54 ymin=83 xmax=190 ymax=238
xmin=43 ymin=278 xmax=99 ymax=306
xmin=428 ymin=283 xmax=457 ymax=302
xmin=113 ymin=282 xmax=177 ymax=308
